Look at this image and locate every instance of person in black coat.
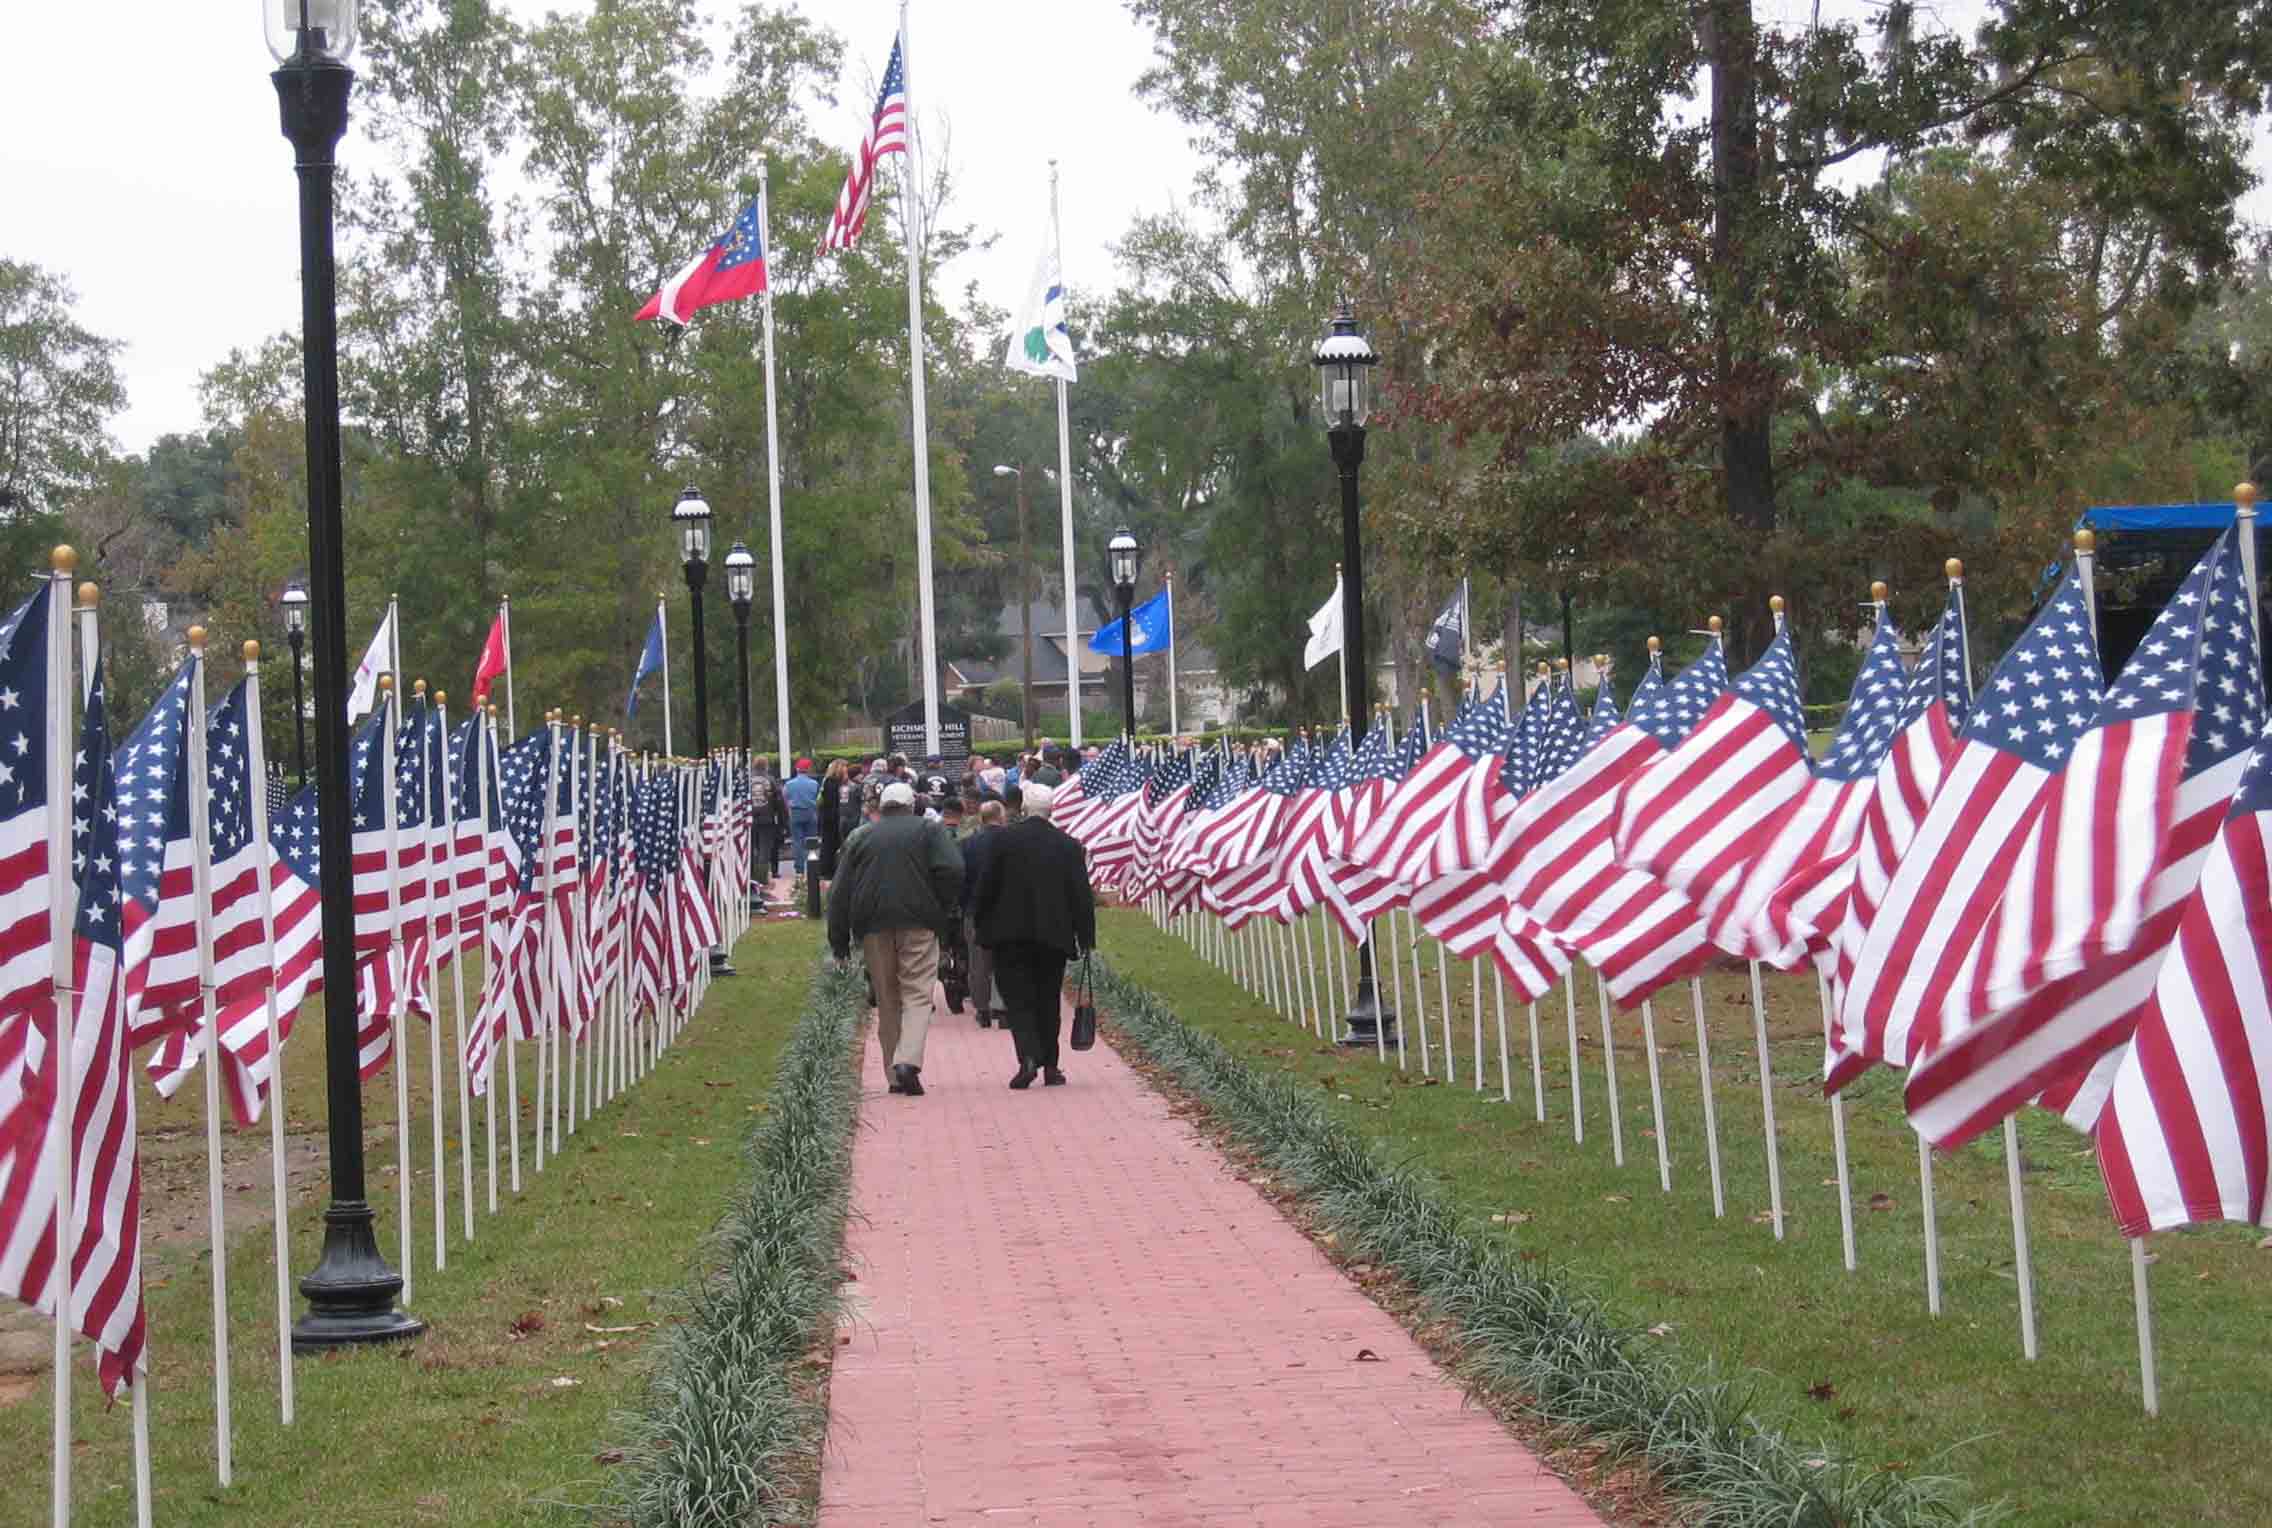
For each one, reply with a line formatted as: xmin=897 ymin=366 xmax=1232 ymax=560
xmin=972 ymin=780 xmax=1096 ymax=1089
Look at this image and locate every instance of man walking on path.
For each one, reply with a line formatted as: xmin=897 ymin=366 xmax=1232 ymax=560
xmin=784 ymin=756 xmax=821 ymax=868
xmin=973 ymin=781 xmax=1095 ymax=1088
xmin=829 ymin=781 xmax=963 ymax=1096
xmin=959 ymin=800 xmax=1009 ymax=1029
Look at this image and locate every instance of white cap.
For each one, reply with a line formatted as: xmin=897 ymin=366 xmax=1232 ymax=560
xmin=881 ymin=781 xmax=915 ymax=807
xmin=1020 ymin=781 xmax=1056 ymax=817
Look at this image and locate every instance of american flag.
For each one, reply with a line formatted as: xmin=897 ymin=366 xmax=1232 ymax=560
xmin=630 ymin=768 xmax=677 ymax=1014
xmin=1077 ymin=744 xmax=1154 ymax=886
xmin=214 ymin=777 xmax=324 ymax=1103
xmin=448 ymin=714 xmax=491 ymax=960
xmin=1535 ymin=674 xmax=1589 ymax=785
xmin=1908 ymin=531 xmax=2265 ymax=1148
xmin=398 ymin=698 xmax=448 ymax=1021
xmin=147 ymin=675 xmax=271 ymax=1121
xmin=1612 ymin=623 xmax=1813 ymax=955
xmin=1832 ymin=568 xmax=2099 ymax=1094
xmin=2094 ymin=722 xmax=2272 ymax=1236
xmin=821 ymin=32 xmax=908 ymax=253
xmin=476 ymin=728 xmax=555 ymax=1057
xmin=110 ymin=661 xmax=202 ymax=1053
xmin=1202 ymin=743 xmax=1306 ymax=927
xmin=458 ymin=718 xmax=519 ymax=1095
xmin=348 ymin=710 xmax=403 ymax=1079
xmin=1819 ymin=592 xmax=1973 ymax=1087
xmin=1346 ymin=691 xmax=1515 ymax=888
xmin=0 ymin=589 xmax=54 ymax=1064
xmin=0 ymin=660 xmax=146 ymax=1399
xmin=1745 ymin=606 xmax=1914 ymax=969
xmin=1160 ymin=756 xmax=1242 ymax=912
xmin=1341 ymin=712 xmax=1423 ymax=862
xmin=670 ymin=766 xmax=721 ymax=983
xmin=1121 ymin=750 xmax=1195 ymax=902
xmin=1327 ymin=725 xmax=1410 ymax=925
xmin=1270 ymin=734 xmax=1388 ymax=940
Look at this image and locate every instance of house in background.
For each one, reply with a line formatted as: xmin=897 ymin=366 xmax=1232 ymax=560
xmin=945 ymin=599 xmax=1108 ymax=717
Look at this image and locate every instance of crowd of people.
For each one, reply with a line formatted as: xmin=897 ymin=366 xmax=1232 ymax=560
xmin=741 ymin=744 xmax=1098 ymax=1098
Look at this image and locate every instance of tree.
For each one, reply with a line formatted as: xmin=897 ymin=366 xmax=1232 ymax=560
xmin=0 ymin=259 xmax=126 ymax=517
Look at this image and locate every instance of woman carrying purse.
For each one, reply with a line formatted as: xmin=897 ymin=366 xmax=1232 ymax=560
xmin=971 ymin=781 xmax=1097 ymax=1088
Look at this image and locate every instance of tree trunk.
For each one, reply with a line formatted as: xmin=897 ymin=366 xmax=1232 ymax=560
xmin=1705 ymin=0 xmax=1777 ymax=660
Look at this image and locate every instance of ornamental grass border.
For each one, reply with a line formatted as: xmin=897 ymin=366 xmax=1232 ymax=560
xmin=1091 ymin=958 xmax=2000 ymax=1528
xmin=595 ymin=956 xmax=864 ymax=1528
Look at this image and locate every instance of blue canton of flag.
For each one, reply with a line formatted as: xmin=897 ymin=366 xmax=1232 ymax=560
xmin=497 ymin=731 xmax=554 ymax=894
xmin=111 ymin=660 xmax=197 ymax=1045
xmin=1815 ymin=609 xmax=1913 ymax=783
xmin=1734 ymin=626 xmax=1809 ymax=749
xmin=1627 ymin=640 xmax=1730 ymax=749
xmin=1441 ymin=685 xmax=1515 ymax=762
xmin=1969 ymin=570 xmax=2101 ymax=767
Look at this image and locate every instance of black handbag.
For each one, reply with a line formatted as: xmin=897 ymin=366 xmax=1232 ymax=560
xmin=1069 ymin=955 xmax=1097 ymax=1051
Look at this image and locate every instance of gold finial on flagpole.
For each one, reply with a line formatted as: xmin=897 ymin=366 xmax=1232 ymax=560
xmin=2236 ymin=481 xmax=2260 ymax=510
xmin=1870 ymin=581 xmax=1889 ymax=602
xmin=243 ymin=640 xmax=260 ymax=663
xmin=412 ymin=678 xmax=427 ymax=696
xmin=1768 ymin=595 xmax=1784 ymax=615
xmin=188 ymin=625 xmax=207 ymax=651
xmin=1707 ymin=615 xmax=1723 ymax=634
xmin=1945 ymin=558 xmax=1964 ymax=581
xmin=487 ymin=704 xmax=499 ymax=720
xmin=52 ymin=545 xmax=76 ymax=574
xmin=2075 ymin=528 xmax=2097 ymax=553
xmin=76 ymin=581 xmax=98 ymax=608
xmin=1646 ymin=635 xmax=1661 ymax=654
xmin=434 ymin=690 xmax=446 ymax=707
xmin=379 ymin=674 xmax=394 ymax=694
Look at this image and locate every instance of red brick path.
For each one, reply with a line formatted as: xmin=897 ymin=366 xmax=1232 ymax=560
xmin=818 ymin=993 xmax=1605 ymax=1527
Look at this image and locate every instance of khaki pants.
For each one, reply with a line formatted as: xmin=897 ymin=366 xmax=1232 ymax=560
xmin=861 ymin=928 xmax=941 ymax=1070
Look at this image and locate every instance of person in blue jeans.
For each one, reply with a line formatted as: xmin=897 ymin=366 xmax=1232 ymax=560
xmin=783 ymin=757 xmax=821 ymax=871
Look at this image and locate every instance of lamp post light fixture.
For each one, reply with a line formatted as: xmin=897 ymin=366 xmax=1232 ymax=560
xmin=1310 ymin=300 xmax=1394 ymax=1050
xmin=993 ymin=464 xmax=1037 ymax=748
xmin=1107 ymin=527 xmax=1140 ymax=738
xmin=672 ymin=487 xmax=732 ymax=976
xmin=723 ymin=540 xmax=761 ymax=913
xmin=281 ymin=580 xmax=310 ymax=790
xmin=269 ymin=0 xmax=423 ymax=1353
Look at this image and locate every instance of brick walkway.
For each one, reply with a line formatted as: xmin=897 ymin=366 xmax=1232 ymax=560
xmin=818 ymin=990 xmax=1604 ymax=1527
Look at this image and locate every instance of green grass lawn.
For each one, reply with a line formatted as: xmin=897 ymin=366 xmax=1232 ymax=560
xmin=1105 ymin=906 xmax=2272 ymax=1527
xmin=0 ymin=917 xmax=821 ymax=1528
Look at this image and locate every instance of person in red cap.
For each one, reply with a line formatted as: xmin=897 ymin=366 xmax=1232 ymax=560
xmin=784 ymin=756 xmax=821 ymax=868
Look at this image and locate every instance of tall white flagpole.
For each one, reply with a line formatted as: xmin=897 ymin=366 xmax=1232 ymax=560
xmin=182 ymin=633 xmax=234 ymax=1485
xmin=1051 ymin=161 xmax=1081 ymax=749
xmin=499 ymin=596 xmax=516 ymax=738
xmin=758 ymin=162 xmax=793 ymax=775
xmin=657 ymin=594 xmax=675 ymax=759
xmin=238 ymin=641 xmax=295 ymax=1423
xmin=899 ymin=0 xmax=941 ymax=755
xmin=378 ymin=676 xmax=414 ymax=1302
xmin=437 ymin=694 xmax=474 ymax=1245
xmin=49 ymin=563 xmax=80 ymax=1528
xmin=1165 ymin=571 xmax=1179 ymax=737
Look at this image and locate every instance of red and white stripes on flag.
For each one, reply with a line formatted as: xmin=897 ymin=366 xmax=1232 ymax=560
xmin=820 ymin=31 xmax=908 ymax=253
xmin=2095 ymin=731 xmax=2272 ymax=1236
xmin=1906 ymin=530 xmax=2264 ymax=1148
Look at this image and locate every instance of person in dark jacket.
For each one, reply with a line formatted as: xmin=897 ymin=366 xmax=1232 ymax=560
xmin=973 ymin=781 xmax=1096 ymax=1088
xmin=959 ymin=800 xmax=1008 ymax=1029
xmin=817 ymin=758 xmax=850 ymax=881
xmin=828 ymin=782 xmax=964 ymax=1096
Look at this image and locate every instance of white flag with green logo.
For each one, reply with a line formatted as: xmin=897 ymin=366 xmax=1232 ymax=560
xmin=1003 ymin=243 xmax=1077 ymax=383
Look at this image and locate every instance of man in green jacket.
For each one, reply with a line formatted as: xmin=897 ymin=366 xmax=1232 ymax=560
xmin=828 ymin=781 xmax=964 ymax=1096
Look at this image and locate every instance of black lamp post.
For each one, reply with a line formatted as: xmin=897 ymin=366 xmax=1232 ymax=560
xmin=1312 ymin=300 xmax=1395 ymax=1049
xmin=271 ymin=0 xmax=422 ymax=1352
xmin=724 ymin=541 xmax=761 ymax=912
xmin=281 ymin=580 xmax=309 ymax=790
xmin=674 ymin=488 xmax=733 ymax=976
xmin=1108 ymin=528 xmax=1140 ymax=738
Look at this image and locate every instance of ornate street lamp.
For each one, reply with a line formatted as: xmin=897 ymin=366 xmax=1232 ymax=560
xmin=269 ymin=0 xmax=422 ymax=1352
xmin=280 ymin=581 xmax=309 ymax=790
xmin=723 ymin=541 xmax=761 ymax=911
xmin=1108 ymin=527 xmax=1140 ymax=738
xmin=1310 ymin=300 xmax=1394 ymax=1049
xmin=671 ymin=487 xmax=732 ymax=975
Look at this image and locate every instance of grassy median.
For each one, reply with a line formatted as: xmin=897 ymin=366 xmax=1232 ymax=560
xmin=0 ymin=919 xmax=819 ymax=1528
xmin=1100 ymin=905 xmax=2271 ymax=1527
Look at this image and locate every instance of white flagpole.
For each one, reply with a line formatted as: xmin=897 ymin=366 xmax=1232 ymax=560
xmin=412 ymin=686 xmax=448 ymax=1270
xmin=1052 ymin=167 xmax=1081 ymax=749
xmin=488 ymin=708 xmax=519 ymax=1198
xmin=1818 ymin=968 xmax=1856 ymax=1265
xmin=239 ymin=641 xmax=295 ymax=1422
xmin=49 ymin=563 xmax=80 ymax=1528
xmin=500 ymin=595 xmax=516 ymax=738
xmin=1563 ymin=969 xmax=1583 ymax=1142
xmin=563 ymin=723 xmax=581 ymax=1139
xmin=1166 ymin=571 xmax=1179 ymax=739
xmin=1748 ymin=957 xmax=1784 ymax=1237
xmin=437 ymin=694 xmax=474 ymax=1245
xmin=1334 ymin=565 xmax=1349 ymax=722
xmin=1471 ymin=958 xmax=1483 ymax=1093
xmin=1377 ymin=708 xmax=1408 ymax=1071
xmin=758 ymin=163 xmax=793 ymax=777
xmin=378 ymin=677 xmax=415 ymax=1301
xmin=183 ymin=633 xmax=235 ymax=1484
xmin=898 ymin=0 xmax=942 ymax=755
xmin=655 ymin=596 xmax=675 ymax=760
xmin=1691 ymin=976 xmax=1726 ymax=1217
xmin=1595 ymin=976 xmax=1625 ymax=1164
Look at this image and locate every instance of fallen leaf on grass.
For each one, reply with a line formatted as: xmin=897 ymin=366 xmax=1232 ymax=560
xmin=1353 ymin=1349 xmax=1382 ymax=1363
xmin=1603 ymin=1194 xmax=1630 ymax=1204
xmin=595 ymin=1449 xmax=626 ymax=1465
xmin=1807 ymin=1381 xmax=1837 ymax=1402
xmin=509 ymin=1311 xmax=546 ymax=1337
xmin=549 ymin=1376 xmax=581 ymax=1389
xmin=1749 ymin=1211 xmax=1776 ymax=1226
xmin=1646 ymin=1323 xmax=1674 ymax=1338
xmin=1866 ymin=1192 xmax=1896 ymax=1211
xmin=1488 ymin=1211 xmax=1532 ymax=1226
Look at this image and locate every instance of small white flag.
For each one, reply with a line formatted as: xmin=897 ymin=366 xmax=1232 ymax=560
xmin=346 ymin=606 xmax=396 ymax=723
xmin=1004 ymin=243 xmax=1077 ymax=383
xmin=1303 ymin=579 xmax=1343 ymax=672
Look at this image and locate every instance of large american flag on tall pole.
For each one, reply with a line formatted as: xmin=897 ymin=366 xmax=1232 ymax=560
xmin=1907 ymin=529 xmax=2264 ymax=1148
xmin=821 ymin=30 xmax=908 ymax=253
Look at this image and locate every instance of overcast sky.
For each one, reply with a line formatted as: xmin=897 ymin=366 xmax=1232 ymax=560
xmin=0 ymin=0 xmax=1203 ymax=455
xmin=4 ymin=1 xmax=2264 ymax=456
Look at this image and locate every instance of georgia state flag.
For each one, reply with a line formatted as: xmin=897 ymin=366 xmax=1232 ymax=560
xmin=637 ymin=197 xmax=768 ymax=326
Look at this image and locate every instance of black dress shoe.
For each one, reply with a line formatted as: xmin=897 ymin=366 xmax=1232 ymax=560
xmin=976 ymin=1011 xmax=992 ymax=1028
xmin=1009 ymin=1064 xmax=1038 ymax=1090
xmin=891 ymin=1063 xmax=923 ymax=1097
xmin=1043 ymin=1067 xmax=1067 ymax=1087
xmin=887 ymin=1075 xmax=906 ymax=1094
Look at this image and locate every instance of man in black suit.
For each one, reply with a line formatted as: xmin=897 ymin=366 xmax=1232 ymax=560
xmin=972 ymin=781 xmax=1096 ymax=1088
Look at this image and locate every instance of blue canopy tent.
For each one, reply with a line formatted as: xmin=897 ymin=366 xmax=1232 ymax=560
xmin=2069 ymin=499 xmax=2264 ymax=687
